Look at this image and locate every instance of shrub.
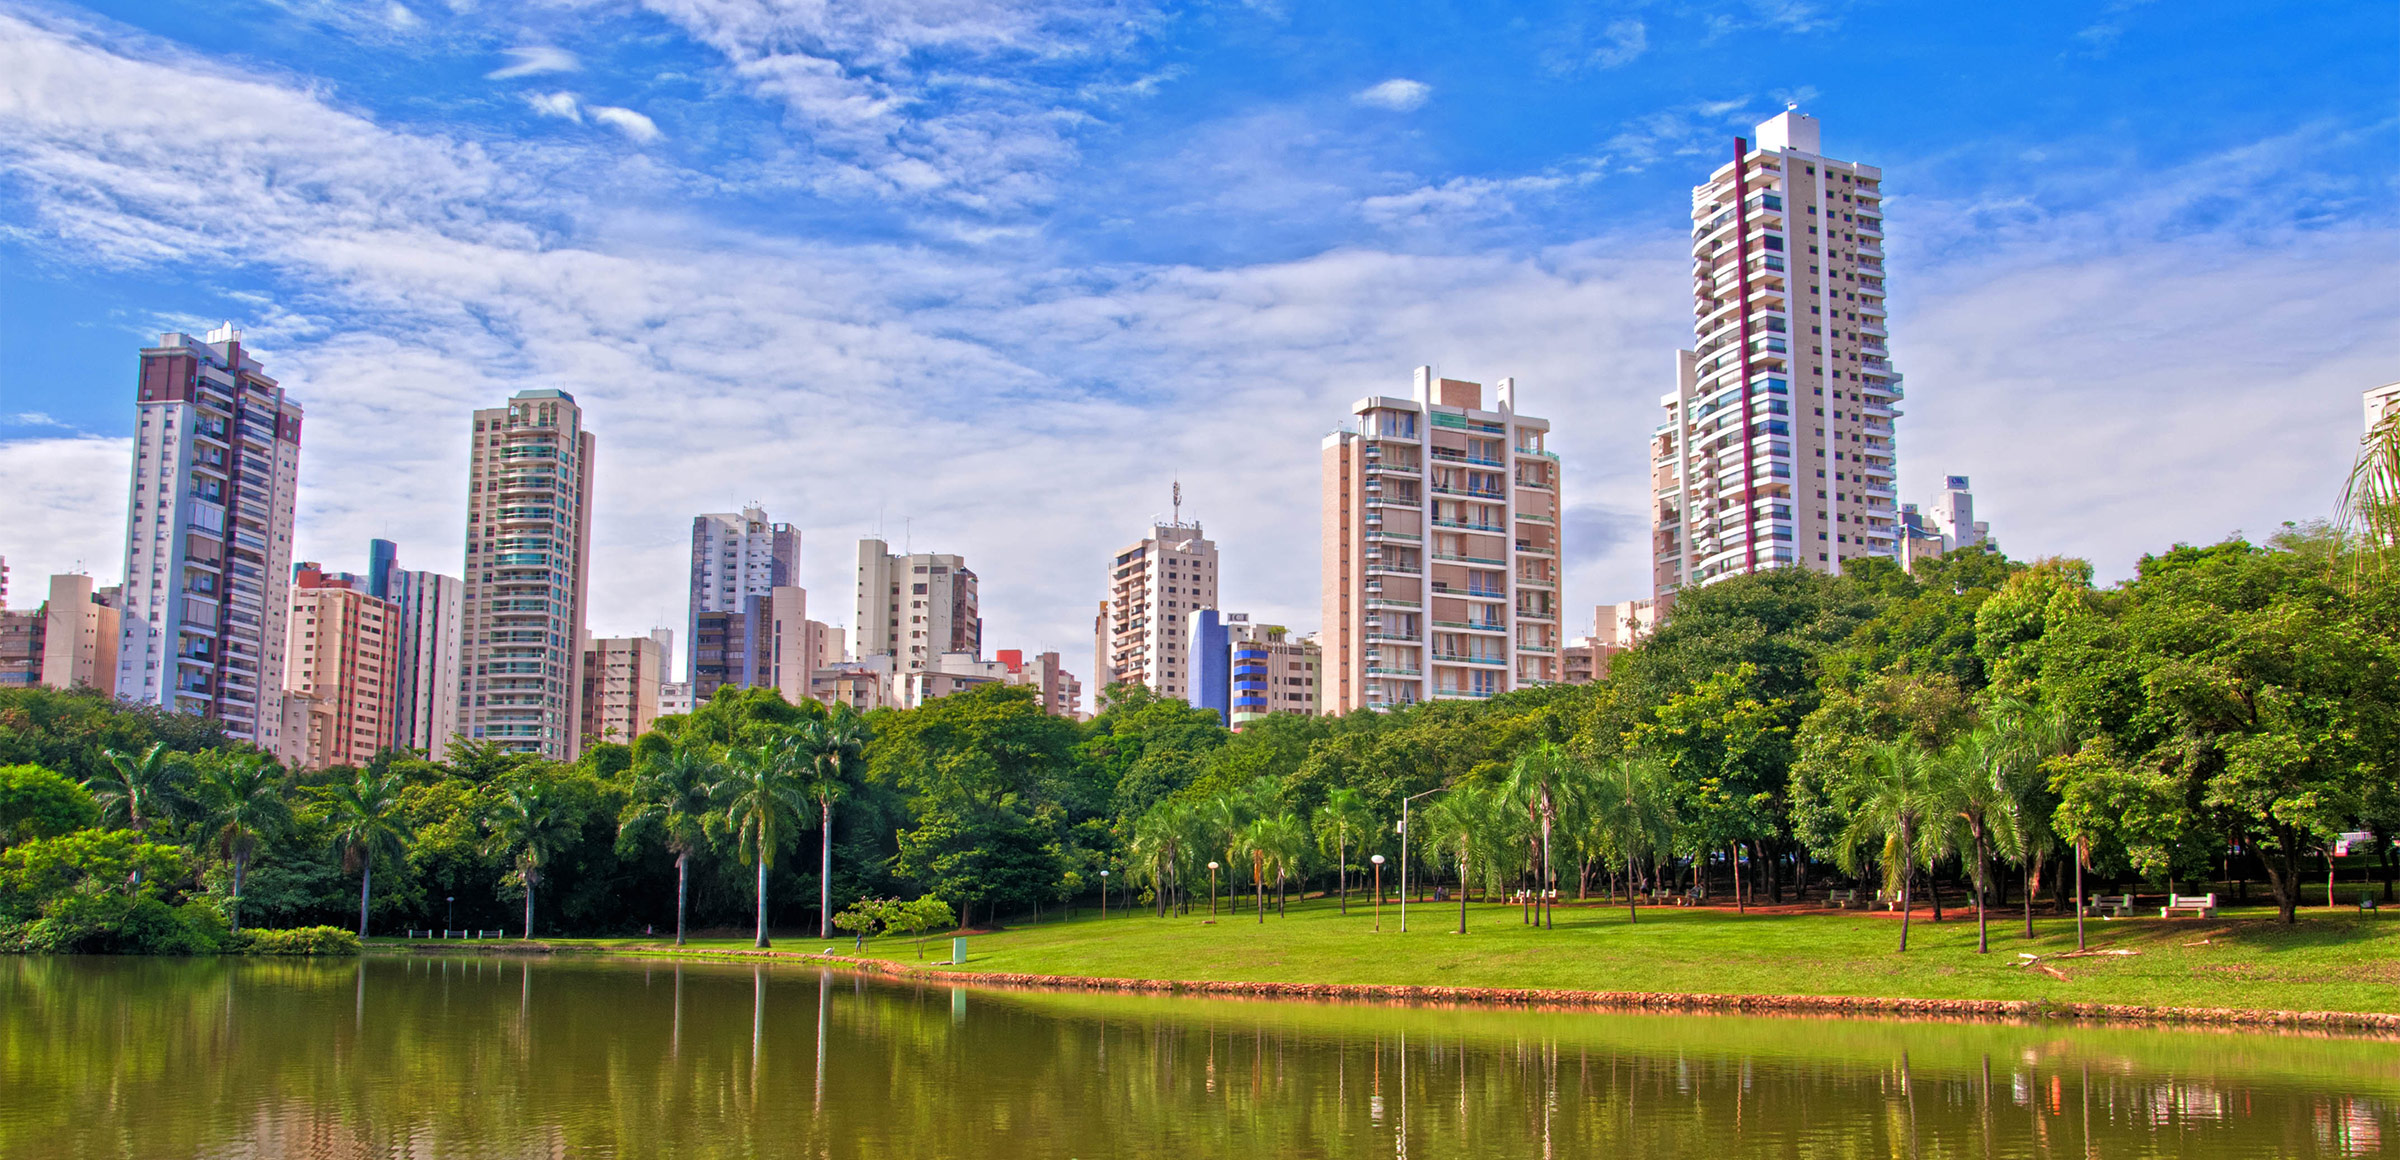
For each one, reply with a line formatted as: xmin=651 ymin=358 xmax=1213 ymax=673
xmin=1 ymin=893 xmax=225 ymax=954
xmin=231 ymin=926 xmax=362 ymax=956
xmin=0 ymin=765 xmax=99 ymax=846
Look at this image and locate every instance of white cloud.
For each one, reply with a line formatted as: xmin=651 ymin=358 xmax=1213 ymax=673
xmin=1352 ymin=78 xmax=1430 ymax=112
xmin=384 ymin=3 xmax=422 ymax=30
xmin=8 ymin=412 xmax=69 ymax=428
xmin=589 ymin=105 xmax=662 ymax=143
xmin=524 ymin=91 xmax=582 ymax=121
xmin=488 ymin=45 xmax=580 ymax=79
xmin=0 ymin=436 xmax=132 ymax=590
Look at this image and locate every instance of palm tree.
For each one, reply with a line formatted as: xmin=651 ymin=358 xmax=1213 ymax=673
xmin=713 ymin=734 xmax=810 ymax=948
xmin=1839 ymin=739 xmax=1939 ymax=952
xmin=1591 ymin=756 xmax=1673 ymax=923
xmin=1926 ymin=728 xmax=2022 ymax=954
xmin=1208 ymin=791 xmax=1256 ymax=917
xmin=486 ymin=779 xmax=576 ymax=940
xmin=1421 ymin=787 xmax=1487 ymax=933
xmin=804 ymin=711 xmax=869 ymax=940
xmin=89 ymin=743 xmax=185 ymax=833
xmin=322 ymin=767 xmax=409 ymax=938
xmin=1314 ymin=788 xmax=1376 ymax=915
xmin=620 ymin=740 xmax=720 ymax=945
xmin=1988 ymin=699 xmax=2073 ymax=938
xmin=194 ymin=752 xmax=290 ymax=932
xmin=1505 ymin=743 xmax=1586 ymax=929
xmin=1253 ymin=812 xmax=1311 ymax=917
xmin=1130 ymin=802 xmax=1187 ymax=917
xmin=2339 ymin=405 xmax=2400 ymax=580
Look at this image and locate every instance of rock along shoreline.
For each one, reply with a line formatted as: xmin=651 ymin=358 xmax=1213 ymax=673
xmin=385 ymin=940 xmax=2400 ymax=1035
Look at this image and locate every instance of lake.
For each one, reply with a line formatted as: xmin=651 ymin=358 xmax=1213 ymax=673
xmin=2 ymin=954 xmax=2392 ymax=1158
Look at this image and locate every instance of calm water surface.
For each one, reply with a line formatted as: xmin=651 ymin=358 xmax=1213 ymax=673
xmin=2 ymin=954 xmax=2393 ymax=1158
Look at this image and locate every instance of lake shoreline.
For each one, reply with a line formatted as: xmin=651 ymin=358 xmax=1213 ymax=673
xmin=379 ymin=940 xmax=2400 ymax=1034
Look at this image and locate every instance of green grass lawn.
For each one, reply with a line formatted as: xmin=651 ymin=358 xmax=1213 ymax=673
xmin=501 ymin=892 xmax=2400 ymax=1016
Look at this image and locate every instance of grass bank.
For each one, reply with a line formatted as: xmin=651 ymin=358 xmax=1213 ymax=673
xmin=401 ymin=893 xmax=2400 ymax=1022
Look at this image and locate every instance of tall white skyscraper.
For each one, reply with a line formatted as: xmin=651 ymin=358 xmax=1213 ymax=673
xmin=1097 ymin=515 xmax=1218 ymax=702
xmin=388 ymin=564 xmax=462 ymax=760
xmin=1652 ymin=109 xmax=1902 ymax=598
xmin=459 ymin=388 xmax=595 ymax=759
xmin=115 ymin=325 xmax=303 ymax=749
xmin=686 ymin=506 xmax=799 ymax=685
xmin=853 ymin=539 xmax=979 ymax=674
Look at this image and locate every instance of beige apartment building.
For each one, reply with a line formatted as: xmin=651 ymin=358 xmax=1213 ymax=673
xmin=1097 ymin=518 xmax=1218 ymax=703
xmin=1653 ymin=110 xmax=1901 ymax=598
xmin=581 ymin=635 xmax=664 ymax=746
xmin=1321 ymin=367 xmax=1563 ymax=712
xmin=285 ymin=564 xmax=400 ymax=769
xmin=998 ymin=648 xmax=1083 ymax=718
xmin=854 ymin=540 xmax=979 ymax=677
xmin=0 ymin=574 xmax=122 ymax=692
xmin=460 ymin=388 xmax=595 ymax=759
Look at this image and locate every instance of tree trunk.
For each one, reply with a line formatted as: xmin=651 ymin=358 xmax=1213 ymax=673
xmin=1627 ymin=854 xmax=1639 ymax=924
xmin=675 ymin=850 xmax=689 ymax=946
xmin=1732 ymin=842 xmax=1746 ymax=915
xmin=524 ymin=876 xmax=536 ymax=941
xmin=1457 ymin=849 xmax=1469 ymax=934
xmin=1897 ymin=818 xmax=1912 ymax=953
xmin=358 ymin=860 xmax=373 ymax=939
xmin=1338 ymin=828 xmax=1348 ymax=916
xmin=820 ymin=797 xmax=835 ymax=940
xmin=2259 ymin=830 xmax=2301 ymax=924
xmin=2074 ymin=853 xmax=2085 ymax=951
xmin=231 ymin=855 xmax=246 ymax=934
xmin=756 ymin=859 xmax=772 ymax=948
xmin=1972 ymin=830 xmax=1990 ymax=954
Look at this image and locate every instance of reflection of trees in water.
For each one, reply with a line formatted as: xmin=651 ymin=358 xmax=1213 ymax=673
xmin=1 ymin=957 xmax=2391 ymax=1158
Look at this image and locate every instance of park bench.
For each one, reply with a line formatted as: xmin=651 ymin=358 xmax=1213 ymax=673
xmin=2085 ymin=893 xmax=2135 ymax=919
xmin=1824 ymin=889 xmax=1857 ymax=909
xmin=2160 ymin=893 xmax=2217 ymax=919
xmin=1875 ymin=889 xmax=1903 ymax=911
xmin=403 ymin=929 xmax=507 ymax=940
xmin=2362 ymin=896 xmax=2382 ymax=915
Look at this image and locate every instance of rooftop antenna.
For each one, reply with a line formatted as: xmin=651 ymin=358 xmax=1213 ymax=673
xmin=1172 ymin=480 xmax=1183 ymax=527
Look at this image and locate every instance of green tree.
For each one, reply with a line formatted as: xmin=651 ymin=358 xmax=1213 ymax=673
xmin=484 ymin=778 xmax=577 ymax=939
xmin=618 ymin=740 xmax=718 ymax=945
xmin=1838 ymin=739 xmax=1938 ymax=952
xmin=320 ymin=768 xmax=409 ymax=938
xmin=804 ymin=710 xmax=869 ymax=939
xmin=1589 ymin=756 xmax=1673 ymax=922
xmin=1504 ymin=743 xmax=1586 ymax=927
xmin=1924 ymin=728 xmax=2020 ymax=954
xmin=192 ymin=752 xmax=291 ymax=932
xmin=0 ymin=764 xmax=99 ymax=846
xmin=712 ymin=735 xmax=809 ymax=947
xmin=87 ymin=743 xmax=185 ymax=833
xmin=1312 ymin=787 xmax=1376 ymax=915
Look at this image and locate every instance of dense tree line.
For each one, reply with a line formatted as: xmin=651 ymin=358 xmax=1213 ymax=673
xmin=2 ymin=527 xmax=2393 ymax=954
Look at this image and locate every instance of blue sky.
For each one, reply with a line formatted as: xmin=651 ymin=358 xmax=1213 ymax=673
xmin=2 ymin=0 xmax=2390 ymax=673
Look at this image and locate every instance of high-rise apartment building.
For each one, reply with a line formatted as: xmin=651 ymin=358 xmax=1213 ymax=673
xmin=2366 ymin=382 xmax=2399 ymax=430
xmin=1187 ymin=610 xmax=1318 ymax=726
xmin=692 ymin=585 xmax=817 ymax=705
xmin=115 ymin=325 xmax=304 ymax=750
xmin=687 ymin=507 xmax=799 ymax=685
xmin=581 ymin=635 xmax=664 ymax=746
xmin=1321 ymin=368 xmax=1563 ymax=712
xmin=285 ymin=564 xmax=401 ymax=769
xmin=1899 ymin=476 xmax=1994 ymax=571
xmin=387 ymin=563 xmax=462 ymax=760
xmin=853 ymin=540 xmax=979 ymax=673
xmin=459 ymin=388 xmax=595 ymax=759
xmin=0 ymin=574 xmax=122 ymax=691
xmin=1098 ymin=519 xmax=1218 ymax=702
xmin=1652 ymin=110 xmax=1901 ymax=598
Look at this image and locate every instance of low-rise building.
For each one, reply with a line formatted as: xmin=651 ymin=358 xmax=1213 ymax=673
xmin=581 ymin=635 xmax=665 ymax=746
xmin=1188 ymin=610 xmax=1320 ymax=727
xmin=0 ymin=574 xmax=121 ymax=691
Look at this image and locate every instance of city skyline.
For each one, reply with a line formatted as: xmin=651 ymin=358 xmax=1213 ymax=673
xmin=1 ymin=3 xmax=2386 ymax=662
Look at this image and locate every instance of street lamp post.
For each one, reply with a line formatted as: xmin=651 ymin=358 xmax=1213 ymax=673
xmin=1370 ymin=855 xmax=1386 ymax=932
xmin=1099 ymin=869 xmax=1110 ymax=922
xmin=446 ymin=896 xmax=455 ymax=933
xmin=1398 ymin=787 xmax=1446 ymax=934
xmin=1207 ymin=862 xmax=1220 ymax=917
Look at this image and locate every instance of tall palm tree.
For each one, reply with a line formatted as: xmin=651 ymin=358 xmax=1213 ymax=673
xmin=1840 ymin=739 xmax=1939 ymax=952
xmin=1208 ymin=791 xmax=1255 ymax=917
xmin=1422 ymin=787 xmax=1487 ymax=933
xmin=486 ymin=779 xmax=576 ymax=940
xmin=620 ymin=740 xmax=720 ymax=946
xmin=1314 ymin=788 xmax=1376 ymax=915
xmin=1591 ymin=756 xmax=1672 ymax=923
xmin=194 ymin=752 xmax=291 ymax=932
xmin=1927 ymin=728 xmax=2023 ymax=954
xmin=2340 ymin=406 xmax=2400 ymax=580
xmin=322 ymin=767 xmax=409 ymax=938
xmin=1505 ymin=743 xmax=1586 ymax=929
xmin=1253 ymin=812 xmax=1311 ymax=917
xmin=1988 ymin=699 xmax=2073 ymax=938
xmin=713 ymin=734 xmax=810 ymax=948
xmin=89 ymin=743 xmax=185 ymax=833
xmin=1130 ymin=803 xmax=1187 ymax=918
xmin=804 ymin=711 xmax=869 ymax=940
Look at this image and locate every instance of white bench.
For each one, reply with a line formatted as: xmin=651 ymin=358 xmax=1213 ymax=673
xmin=1825 ymin=889 xmax=1857 ymax=909
xmin=2085 ymin=893 xmax=2135 ymax=919
xmin=2160 ymin=893 xmax=2216 ymax=919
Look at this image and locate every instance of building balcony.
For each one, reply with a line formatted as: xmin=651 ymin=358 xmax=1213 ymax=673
xmin=1431 ymin=619 xmax=1508 ymax=634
